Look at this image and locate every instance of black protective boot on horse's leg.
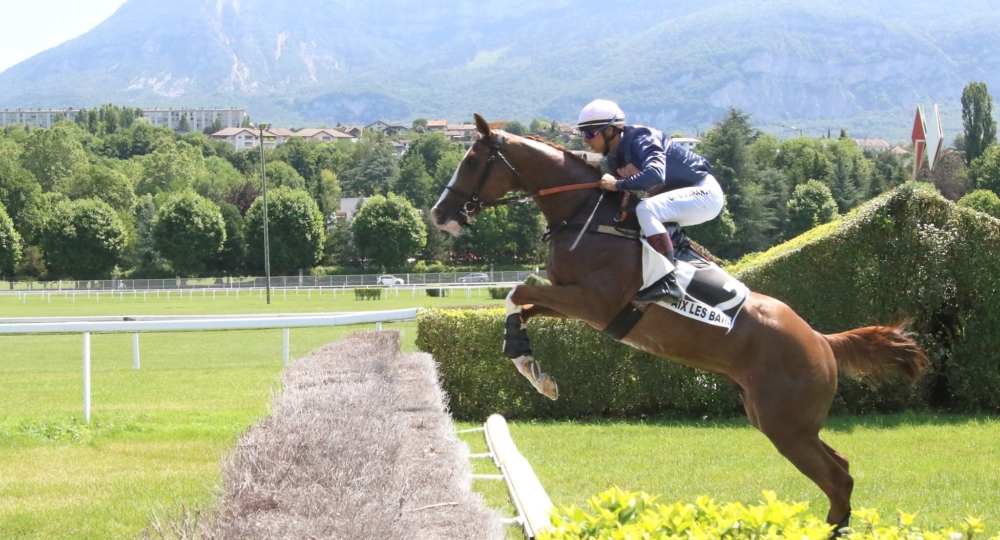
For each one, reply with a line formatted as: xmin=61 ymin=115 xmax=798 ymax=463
xmin=635 ymin=232 xmax=683 ymax=304
xmin=502 ymin=313 xmax=533 ymax=359
xmin=826 ymin=508 xmax=851 ymax=539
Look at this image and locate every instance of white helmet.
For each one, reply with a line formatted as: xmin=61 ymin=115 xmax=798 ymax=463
xmin=576 ymin=99 xmax=626 ymax=130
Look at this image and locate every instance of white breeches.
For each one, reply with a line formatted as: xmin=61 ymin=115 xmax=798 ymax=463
xmin=636 ymin=174 xmax=724 ymax=237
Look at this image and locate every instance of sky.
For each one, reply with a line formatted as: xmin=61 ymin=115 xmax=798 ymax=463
xmin=0 ymin=0 xmax=128 ymax=74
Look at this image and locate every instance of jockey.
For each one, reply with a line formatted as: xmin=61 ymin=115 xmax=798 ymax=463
xmin=576 ymin=99 xmax=724 ymax=304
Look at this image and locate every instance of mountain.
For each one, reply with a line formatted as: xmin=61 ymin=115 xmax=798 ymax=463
xmin=2 ymin=0 xmax=1000 ymax=140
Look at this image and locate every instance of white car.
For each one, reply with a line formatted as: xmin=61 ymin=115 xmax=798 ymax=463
xmin=378 ymin=275 xmax=405 ymax=285
xmin=459 ymin=272 xmax=490 ymax=283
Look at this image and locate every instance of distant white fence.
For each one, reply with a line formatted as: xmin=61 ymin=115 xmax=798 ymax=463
xmin=1 ymin=270 xmax=547 ymax=292
xmin=0 ymin=309 xmax=420 ymax=422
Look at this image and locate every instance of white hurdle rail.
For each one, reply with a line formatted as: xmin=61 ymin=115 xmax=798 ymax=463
xmin=0 ymin=309 xmax=419 ymax=422
xmin=465 ymin=414 xmax=554 ymax=539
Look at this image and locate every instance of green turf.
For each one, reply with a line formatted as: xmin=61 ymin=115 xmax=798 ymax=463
xmin=458 ymin=414 xmax=1000 ymax=537
xmin=0 ymin=292 xmax=501 ymax=539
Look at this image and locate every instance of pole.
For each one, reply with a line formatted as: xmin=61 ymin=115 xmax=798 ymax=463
xmin=259 ymin=123 xmax=272 ymax=305
xmin=83 ymin=333 xmax=91 ymax=423
xmin=132 ymin=333 xmax=140 ymax=370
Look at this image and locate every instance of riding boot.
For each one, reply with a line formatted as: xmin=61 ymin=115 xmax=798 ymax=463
xmin=635 ymin=232 xmax=682 ymax=304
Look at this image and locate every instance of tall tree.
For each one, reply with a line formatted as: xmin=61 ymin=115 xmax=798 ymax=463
xmin=394 ymin=150 xmax=435 ymax=208
xmin=968 ymin=144 xmax=1000 ymax=195
xmin=0 ymin=201 xmax=22 ymax=276
xmin=784 ymin=180 xmax=839 ymax=239
xmin=961 ymin=81 xmax=997 ymax=165
xmin=0 ymin=138 xmax=48 ymax=241
xmin=41 ymin=198 xmax=126 ymax=278
xmin=245 ymin=187 xmax=325 ymax=274
xmin=152 ymin=191 xmax=226 ymax=275
xmin=350 ymin=193 xmax=425 ymax=269
xmin=19 ymin=126 xmax=88 ymax=192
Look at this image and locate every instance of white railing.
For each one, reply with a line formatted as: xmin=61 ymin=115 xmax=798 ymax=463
xmin=0 ymin=270 xmax=547 ymax=292
xmin=0 ymin=309 xmax=420 ymax=422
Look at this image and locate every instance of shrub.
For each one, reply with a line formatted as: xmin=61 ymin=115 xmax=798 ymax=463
xmin=731 ymin=183 xmax=1000 ymax=413
xmin=425 ymin=288 xmax=449 ymax=298
xmin=957 ymin=189 xmax=1000 ymax=219
xmin=540 ymin=488 xmax=996 ymax=540
xmin=488 ymin=286 xmax=513 ymax=299
xmin=353 ymin=287 xmax=383 ymax=300
xmin=417 ymin=308 xmax=742 ymax=420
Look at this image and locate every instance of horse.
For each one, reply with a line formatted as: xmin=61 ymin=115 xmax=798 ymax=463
xmin=430 ymin=114 xmax=930 ymax=532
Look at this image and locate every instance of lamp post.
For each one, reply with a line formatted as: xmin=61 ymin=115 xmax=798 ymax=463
xmin=257 ymin=123 xmax=272 ymax=304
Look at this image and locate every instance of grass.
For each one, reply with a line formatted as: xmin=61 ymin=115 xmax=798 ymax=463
xmin=0 ymin=292 xmax=502 ymax=539
xmin=6 ymin=293 xmax=999 ymax=538
xmin=458 ymin=414 xmax=1000 ymax=537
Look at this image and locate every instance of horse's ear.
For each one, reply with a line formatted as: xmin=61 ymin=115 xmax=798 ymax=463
xmin=474 ymin=113 xmax=491 ymax=138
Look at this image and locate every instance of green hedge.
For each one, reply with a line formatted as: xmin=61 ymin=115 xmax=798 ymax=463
xmin=425 ymin=288 xmax=449 ymax=297
xmin=417 ymin=308 xmax=741 ymax=420
xmin=731 ymin=183 xmax=1000 ymax=413
xmin=487 ymin=286 xmax=513 ymax=299
xmin=539 ymin=488 xmax=995 ymax=540
xmin=353 ymin=287 xmax=383 ymax=300
xmin=418 ymin=184 xmax=1000 ymax=418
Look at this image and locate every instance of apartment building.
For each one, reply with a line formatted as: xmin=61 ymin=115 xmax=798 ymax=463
xmin=0 ymin=107 xmax=245 ymax=131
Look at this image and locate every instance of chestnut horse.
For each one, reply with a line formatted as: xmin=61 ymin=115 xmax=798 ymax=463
xmin=431 ymin=114 xmax=929 ymax=530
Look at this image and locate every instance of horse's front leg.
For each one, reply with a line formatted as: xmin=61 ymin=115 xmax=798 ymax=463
xmin=502 ymin=284 xmax=601 ymax=401
xmin=502 ymin=288 xmax=561 ymax=400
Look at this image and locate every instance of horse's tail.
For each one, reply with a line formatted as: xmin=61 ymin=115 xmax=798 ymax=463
xmin=822 ymin=319 xmax=930 ymax=386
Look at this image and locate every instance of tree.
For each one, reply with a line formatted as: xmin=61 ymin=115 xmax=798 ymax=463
xmin=957 ymin=189 xmax=1000 ymax=219
xmin=961 ymin=81 xmax=997 ymax=165
xmin=19 ymin=126 xmax=88 ymax=192
xmin=317 ymin=169 xmax=342 ymax=215
xmin=412 ymin=118 xmax=428 ymax=133
xmin=920 ymin=149 xmax=970 ymax=201
xmin=152 ymin=191 xmax=226 ymax=275
xmin=826 ymin=138 xmax=872 ymax=212
xmin=868 ymin=151 xmax=911 ymax=198
xmin=394 ymin=149 xmax=435 ymax=208
xmin=245 ymin=187 xmax=325 ymax=274
xmin=265 ymin=161 xmax=307 ymax=190
xmin=41 ymin=198 xmax=126 ymax=278
xmin=0 ymin=201 xmax=22 ymax=276
xmin=193 ymin=156 xmax=246 ymax=202
xmin=136 ymin=143 xmax=206 ymax=195
xmin=0 ymin=138 xmax=48 ymax=242
xmin=969 ymin=144 xmax=1000 ymax=195
xmin=63 ymin=163 xmax=137 ymax=212
xmin=350 ymin=193 xmax=425 ymax=269
xmin=503 ymin=120 xmax=525 ymax=135
xmin=784 ymin=180 xmax=839 ymax=239
xmin=206 ymin=201 xmax=246 ymax=273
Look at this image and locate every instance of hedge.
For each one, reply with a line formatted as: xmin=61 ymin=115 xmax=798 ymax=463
xmin=417 ymin=308 xmax=742 ymax=420
xmin=731 ymin=183 xmax=1000 ymax=413
xmin=417 ymin=184 xmax=1000 ymax=419
xmin=425 ymin=288 xmax=449 ymax=297
xmin=540 ymin=488 xmax=996 ymax=540
xmin=353 ymin=287 xmax=383 ymax=300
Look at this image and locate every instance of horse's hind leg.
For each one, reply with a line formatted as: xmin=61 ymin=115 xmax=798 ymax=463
xmin=755 ymin=415 xmax=854 ymax=533
xmin=503 ymin=290 xmax=558 ymax=400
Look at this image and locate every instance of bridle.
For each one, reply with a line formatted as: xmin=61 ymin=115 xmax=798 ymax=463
xmin=442 ymin=131 xmax=526 ymax=219
xmin=442 ymin=130 xmax=602 ymax=224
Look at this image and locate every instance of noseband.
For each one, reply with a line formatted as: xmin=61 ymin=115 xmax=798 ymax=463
xmin=443 ymin=131 xmax=524 ymax=217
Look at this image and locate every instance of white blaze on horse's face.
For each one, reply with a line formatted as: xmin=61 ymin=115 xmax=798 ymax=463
xmin=432 ymin=147 xmax=472 ymax=236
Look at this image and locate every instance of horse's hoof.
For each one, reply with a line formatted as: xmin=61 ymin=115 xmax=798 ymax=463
xmin=539 ymin=374 xmax=559 ymax=401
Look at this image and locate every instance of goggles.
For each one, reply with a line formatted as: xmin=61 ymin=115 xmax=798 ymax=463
xmin=580 ymin=114 xmax=620 ymax=139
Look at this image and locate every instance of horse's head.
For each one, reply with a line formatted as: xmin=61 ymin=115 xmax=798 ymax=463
xmin=431 ymin=113 xmax=521 ymax=235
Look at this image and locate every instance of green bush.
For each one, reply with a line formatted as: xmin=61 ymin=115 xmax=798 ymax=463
xmin=425 ymin=288 xmax=449 ymax=297
xmin=417 ymin=308 xmax=742 ymax=420
xmin=353 ymin=287 xmax=383 ymax=300
xmin=539 ymin=488 xmax=996 ymax=540
xmin=487 ymin=286 xmax=513 ymax=299
xmin=731 ymin=183 xmax=1000 ymax=413
xmin=957 ymin=189 xmax=1000 ymax=219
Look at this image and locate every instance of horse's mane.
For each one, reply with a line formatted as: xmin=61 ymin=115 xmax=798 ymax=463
xmin=521 ymin=134 xmax=601 ymax=173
